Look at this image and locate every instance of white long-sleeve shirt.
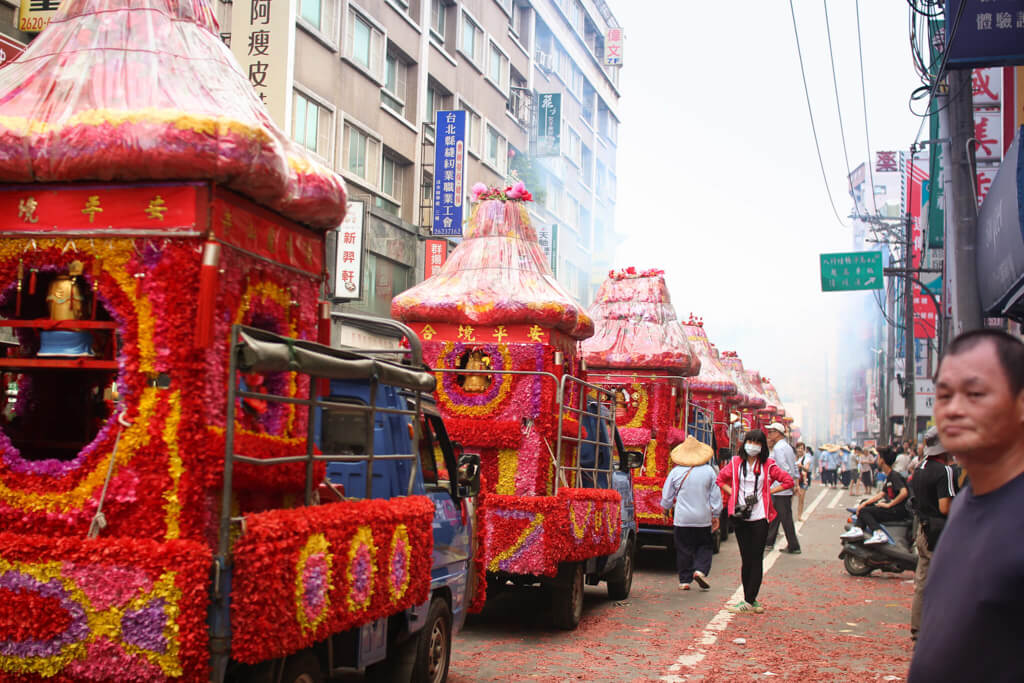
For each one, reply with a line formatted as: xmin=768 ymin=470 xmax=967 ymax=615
xmin=660 ymin=463 xmax=723 ymax=528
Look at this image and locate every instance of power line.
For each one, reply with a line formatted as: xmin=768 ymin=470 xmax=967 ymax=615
xmin=911 ymin=0 xmax=969 ymax=147
xmin=788 ymin=0 xmax=847 ymax=228
xmin=823 ymin=0 xmax=855 ymax=201
xmin=855 ymin=0 xmax=879 ymax=216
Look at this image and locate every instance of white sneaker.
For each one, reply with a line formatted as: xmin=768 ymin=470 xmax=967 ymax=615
xmin=839 ymin=528 xmax=865 ymax=540
xmin=864 ymin=530 xmax=889 ymax=545
xmin=693 ymin=571 xmax=710 ymax=591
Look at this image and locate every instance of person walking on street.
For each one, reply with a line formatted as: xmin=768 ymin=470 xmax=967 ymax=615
xmin=660 ymin=437 xmax=723 ymax=591
xmin=764 ymin=423 xmax=800 ymax=553
xmin=822 ymin=444 xmax=839 ymax=487
xmin=846 ymin=444 xmax=860 ymax=495
xmin=794 ymin=442 xmax=812 ymax=520
xmin=717 ymin=429 xmax=794 ymax=614
xmin=909 ymin=426 xmax=956 ymax=643
xmin=839 ymin=448 xmax=909 ymax=544
xmin=909 ymin=330 xmax=1024 ymax=682
xmin=857 ymin=447 xmax=875 ymax=495
xmin=892 ymin=446 xmax=912 ymax=478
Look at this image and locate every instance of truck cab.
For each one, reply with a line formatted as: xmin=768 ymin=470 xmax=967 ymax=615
xmin=315 ymin=314 xmax=481 ymax=681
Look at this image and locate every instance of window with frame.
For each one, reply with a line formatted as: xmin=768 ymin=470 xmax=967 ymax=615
xmin=595 ymin=159 xmax=607 ymax=194
xmin=292 ymin=91 xmax=332 ymax=159
xmin=430 ymin=0 xmax=445 ymax=39
xmin=381 ymin=50 xmax=408 ymax=114
xmin=581 ymin=81 xmax=595 ymax=127
xmin=425 ymin=83 xmax=451 ymax=137
xmin=460 ymin=11 xmax=484 ymax=65
xmin=458 ymin=100 xmax=482 ymax=155
xmin=563 ymin=124 xmax=581 ymax=166
xmin=298 ymin=0 xmax=334 ymax=33
xmin=380 ymin=154 xmax=405 ymax=201
xmin=485 ymin=124 xmax=506 ymax=173
xmin=348 ymin=9 xmax=384 ymax=79
xmin=571 ymin=66 xmax=584 ymax=100
xmin=580 ymin=144 xmax=593 ymax=188
xmin=556 ymin=46 xmax=571 ymax=84
xmin=494 ymin=0 xmax=512 ymax=16
xmin=350 ymin=253 xmax=411 ymax=317
xmin=343 ymin=122 xmax=380 ymax=185
xmin=570 ymin=0 xmax=584 ymax=34
xmin=488 ymin=41 xmax=508 ymax=92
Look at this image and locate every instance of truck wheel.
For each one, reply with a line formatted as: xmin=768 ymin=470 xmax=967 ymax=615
xmin=606 ymin=538 xmax=635 ymax=600
xmin=413 ymin=598 xmax=452 ymax=683
xmin=844 ymin=553 xmax=873 ymax=577
xmin=280 ymin=651 xmax=324 ymax=683
xmin=551 ymin=562 xmax=584 ymax=630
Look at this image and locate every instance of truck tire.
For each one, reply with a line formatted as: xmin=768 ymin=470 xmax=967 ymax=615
xmin=367 ymin=598 xmax=452 ymax=683
xmin=280 ymin=651 xmax=324 ymax=683
xmin=413 ymin=597 xmax=453 ymax=683
xmin=606 ymin=537 xmax=635 ymax=600
xmin=551 ymin=562 xmax=584 ymax=630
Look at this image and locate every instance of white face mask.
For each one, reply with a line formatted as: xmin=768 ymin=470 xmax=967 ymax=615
xmin=744 ymin=443 xmax=761 ymax=457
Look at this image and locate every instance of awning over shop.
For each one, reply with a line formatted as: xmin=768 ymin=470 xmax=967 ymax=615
xmin=978 ymin=125 xmax=1024 ymax=323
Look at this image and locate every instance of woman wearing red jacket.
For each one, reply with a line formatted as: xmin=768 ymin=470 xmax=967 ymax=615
xmin=717 ymin=429 xmax=795 ymax=614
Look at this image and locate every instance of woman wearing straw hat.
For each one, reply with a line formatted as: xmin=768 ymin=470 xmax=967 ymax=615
xmin=660 ymin=437 xmax=723 ymax=591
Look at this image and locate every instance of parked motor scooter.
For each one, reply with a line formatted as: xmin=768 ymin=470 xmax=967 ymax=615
xmin=838 ymin=507 xmax=918 ymax=576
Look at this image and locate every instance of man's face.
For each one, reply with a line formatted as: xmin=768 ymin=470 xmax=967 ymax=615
xmin=934 ymin=341 xmax=1024 ymax=461
xmin=766 ymin=429 xmax=781 ymax=445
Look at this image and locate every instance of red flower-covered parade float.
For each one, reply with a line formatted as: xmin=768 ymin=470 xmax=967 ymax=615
xmin=762 ymin=376 xmax=788 ymax=425
xmin=680 ymin=316 xmax=738 ymax=457
xmin=720 ymin=351 xmax=766 ymax=432
xmin=580 ymin=268 xmax=700 ymax=531
xmin=392 ymin=186 xmax=632 ymax=628
xmin=746 ymin=370 xmax=779 ymax=429
xmin=0 ymin=0 xmax=436 ymax=679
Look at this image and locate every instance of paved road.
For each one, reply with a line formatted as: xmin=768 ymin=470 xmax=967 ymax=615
xmin=451 ymin=485 xmax=915 ymax=682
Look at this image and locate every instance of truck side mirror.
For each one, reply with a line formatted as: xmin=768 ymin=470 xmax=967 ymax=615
xmin=624 ymin=450 xmax=644 ymax=470
xmin=456 ymin=452 xmax=482 ymax=498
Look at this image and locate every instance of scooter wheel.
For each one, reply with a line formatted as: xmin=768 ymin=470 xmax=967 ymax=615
xmin=844 ymin=553 xmax=873 ymax=577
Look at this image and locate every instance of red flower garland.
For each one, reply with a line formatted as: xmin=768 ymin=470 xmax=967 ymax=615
xmin=229 ymin=497 xmax=434 ymax=664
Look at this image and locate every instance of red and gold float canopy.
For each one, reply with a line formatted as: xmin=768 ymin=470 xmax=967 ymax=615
xmin=392 ymin=198 xmax=593 ymax=340
xmin=0 ymin=182 xmax=323 ymax=275
xmin=680 ymin=316 xmax=737 ymax=395
xmin=0 ymin=0 xmax=345 ymax=230
xmin=581 ymin=268 xmax=699 ymax=375
xmin=746 ymin=370 xmax=776 ymax=415
xmin=761 ymin=377 xmax=786 ymax=418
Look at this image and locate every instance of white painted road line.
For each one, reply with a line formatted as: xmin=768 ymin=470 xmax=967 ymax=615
xmin=827 ymin=489 xmax=845 ymax=509
xmin=661 ymin=487 xmax=829 ymax=681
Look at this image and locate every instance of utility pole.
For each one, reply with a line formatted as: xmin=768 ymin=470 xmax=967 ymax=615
xmin=904 ymin=148 xmax=918 ymax=443
xmin=946 ymin=68 xmax=983 ymax=332
xmin=882 ymin=272 xmax=896 ymax=445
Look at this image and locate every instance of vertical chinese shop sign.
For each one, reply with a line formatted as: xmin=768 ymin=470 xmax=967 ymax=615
xmin=425 ymin=239 xmax=447 ymax=279
xmin=330 ymin=199 xmax=366 ymax=301
xmin=230 ymin=0 xmax=296 ymax=130
xmin=432 ymin=110 xmax=466 ymax=237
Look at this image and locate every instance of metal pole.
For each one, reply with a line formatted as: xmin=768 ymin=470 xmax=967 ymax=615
xmin=905 ymin=149 xmax=918 ymax=442
xmin=883 ymin=272 xmax=896 ymax=446
xmin=947 ymin=68 xmax=983 ymax=332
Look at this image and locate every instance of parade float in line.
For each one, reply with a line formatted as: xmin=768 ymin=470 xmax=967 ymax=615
xmin=680 ymin=316 xmax=738 ymax=457
xmin=0 ymin=0 xmax=445 ymax=679
xmin=580 ymin=268 xmax=701 ymax=532
xmin=392 ymin=183 xmax=636 ymax=628
xmin=719 ymin=351 xmax=765 ymax=432
xmin=746 ymin=370 xmax=778 ymax=429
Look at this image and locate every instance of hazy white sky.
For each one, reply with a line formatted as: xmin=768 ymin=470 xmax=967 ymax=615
xmin=610 ymin=1 xmax=922 ymax=424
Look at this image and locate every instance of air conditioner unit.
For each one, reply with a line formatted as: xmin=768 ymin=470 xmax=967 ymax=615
xmin=536 ymin=51 xmax=553 ymax=73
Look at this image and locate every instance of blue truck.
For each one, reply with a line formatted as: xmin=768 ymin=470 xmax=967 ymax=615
xmin=216 ymin=317 xmax=480 ymax=683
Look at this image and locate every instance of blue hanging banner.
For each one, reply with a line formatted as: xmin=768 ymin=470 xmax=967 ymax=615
xmin=945 ymin=0 xmax=1024 ymax=68
xmin=432 ymin=110 xmax=467 ymax=236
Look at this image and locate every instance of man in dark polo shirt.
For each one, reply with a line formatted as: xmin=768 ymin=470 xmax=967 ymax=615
xmin=909 ymin=330 xmax=1024 ymax=683
xmin=908 ymin=425 xmax=956 ymax=642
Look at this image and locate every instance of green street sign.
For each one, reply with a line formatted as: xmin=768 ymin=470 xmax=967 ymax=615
xmin=820 ymin=251 xmax=883 ymax=292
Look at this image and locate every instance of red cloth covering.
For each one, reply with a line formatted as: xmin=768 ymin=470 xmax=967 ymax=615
xmin=581 ymin=269 xmax=699 ymax=374
xmin=392 ymin=199 xmax=593 ymax=339
xmin=746 ymin=370 xmax=776 ymax=414
xmin=0 ymin=0 xmax=346 ymax=230
xmin=720 ymin=352 xmax=765 ymax=410
xmin=680 ymin=319 xmax=738 ymax=395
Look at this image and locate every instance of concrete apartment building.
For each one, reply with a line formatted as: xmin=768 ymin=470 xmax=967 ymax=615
xmin=219 ymin=0 xmax=622 ymax=315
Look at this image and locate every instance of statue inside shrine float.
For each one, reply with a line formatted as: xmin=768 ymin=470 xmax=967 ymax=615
xmin=38 ymin=260 xmax=93 ymax=357
xmin=461 ymin=348 xmax=492 ymax=392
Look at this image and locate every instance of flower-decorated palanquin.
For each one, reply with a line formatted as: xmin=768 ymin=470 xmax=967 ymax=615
xmin=392 ymin=185 xmax=632 ymax=628
xmin=720 ymin=351 xmax=766 ymax=433
xmin=762 ymin=377 xmax=787 ymax=425
xmin=681 ymin=316 xmax=738 ymax=459
xmin=0 ymin=0 xmax=437 ymax=679
xmin=580 ymin=268 xmax=700 ymax=533
xmin=746 ymin=370 xmax=779 ymax=429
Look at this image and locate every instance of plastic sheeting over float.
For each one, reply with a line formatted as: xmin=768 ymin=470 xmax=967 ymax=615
xmin=680 ymin=318 xmax=737 ymax=395
xmin=0 ymin=0 xmax=346 ymax=230
xmin=391 ymin=199 xmax=593 ymax=339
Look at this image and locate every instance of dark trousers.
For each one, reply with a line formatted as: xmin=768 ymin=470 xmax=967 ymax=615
xmin=733 ymin=518 xmax=769 ymax=604
xmin=673 ymin=525 xmax=713 ymax=584
xmin=857 ymin=504 xmax=909 ymax=532
xmin=765 ymin=495 xmax=800 ymax=550
xmin=824 ymin=469 xmax=837 ymax=486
